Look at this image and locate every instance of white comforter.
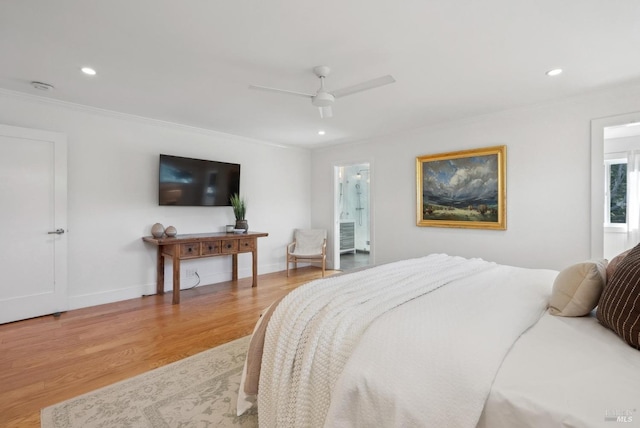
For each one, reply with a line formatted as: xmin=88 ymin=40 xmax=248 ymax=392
xmin=478 ymin=311 xmax=640 ymax=428
xmin=258 ymin=254 xmax=555 ymax=428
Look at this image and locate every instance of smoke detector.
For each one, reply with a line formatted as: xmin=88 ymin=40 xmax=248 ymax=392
xmin=31 ymin=81 xmax=55 ymax=91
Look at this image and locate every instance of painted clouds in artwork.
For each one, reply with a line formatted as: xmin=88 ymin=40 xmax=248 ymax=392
xmin=422 ymin=155 xmax=498 ymax=206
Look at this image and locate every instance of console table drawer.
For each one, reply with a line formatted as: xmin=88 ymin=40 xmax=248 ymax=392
xmin=238 ymin=238 xmax=255 ymax=253
xmin=220 ymin=240 xmax=238 ymax=254
xmin=201 ymin=241 xmax=221 ymax=255
xmin=180 ymin=243 xmax=200 ymax=258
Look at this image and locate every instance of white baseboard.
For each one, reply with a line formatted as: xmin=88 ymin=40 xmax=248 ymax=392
xmin=67 ymin=264 xmax=285 ymax=311
xmin=68 ymin=284 xmax=151 ymax=310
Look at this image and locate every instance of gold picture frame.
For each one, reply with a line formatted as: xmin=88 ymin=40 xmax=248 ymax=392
xmin=416 ymin=145 xmax=506 ymax=230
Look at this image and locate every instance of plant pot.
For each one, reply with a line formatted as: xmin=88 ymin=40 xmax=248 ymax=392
xmin=235 ymin=219 xmax=248 ymax=233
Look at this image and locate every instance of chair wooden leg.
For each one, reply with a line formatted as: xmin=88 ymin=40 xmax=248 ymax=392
xmin=322 ymin=257 xmax=325 ymax=277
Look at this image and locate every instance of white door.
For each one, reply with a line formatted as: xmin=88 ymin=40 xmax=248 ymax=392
xmin=0 ymin=124 xmax=67 ymax=324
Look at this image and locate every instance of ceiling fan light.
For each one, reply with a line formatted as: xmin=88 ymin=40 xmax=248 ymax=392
xmin=319 ymin=106 xmax=333 ymax=119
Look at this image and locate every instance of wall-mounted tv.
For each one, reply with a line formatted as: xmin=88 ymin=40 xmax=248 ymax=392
xmin=159 ymin=154 xmax=240 ymax=206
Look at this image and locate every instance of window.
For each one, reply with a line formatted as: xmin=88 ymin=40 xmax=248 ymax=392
xmin=605 ymin=158 xmax=627 ymax=226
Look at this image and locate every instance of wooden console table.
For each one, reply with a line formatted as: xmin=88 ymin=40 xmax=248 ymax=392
xmin=142 ymin=231 xmax=268 ymax=304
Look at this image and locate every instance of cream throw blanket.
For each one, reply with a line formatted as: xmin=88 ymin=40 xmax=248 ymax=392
xmin=258 ymin=254 xmax=497 ymax=428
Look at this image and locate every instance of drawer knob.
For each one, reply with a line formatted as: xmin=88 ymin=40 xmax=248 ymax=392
xmin=208 ymin=245 xmax=213 ymax=250
xmin=188 ymin=247 xmax=192 ymax=252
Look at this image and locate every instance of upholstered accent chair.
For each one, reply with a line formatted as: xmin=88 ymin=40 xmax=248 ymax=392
xmin=286 ymin=229 xmax=327 ymax=277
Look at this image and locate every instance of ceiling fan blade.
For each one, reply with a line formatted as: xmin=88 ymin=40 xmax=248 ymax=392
xmin=319 ymin=105 xmax=333 ymax=119
xmin=331 ymin=75 xmax=396 ymax=98
xmin=248 ymin=84 xmax=313 ymax=99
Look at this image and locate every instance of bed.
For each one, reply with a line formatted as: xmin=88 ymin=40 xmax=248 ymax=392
xmin=237 ymin=251 xmax=640 ymax=428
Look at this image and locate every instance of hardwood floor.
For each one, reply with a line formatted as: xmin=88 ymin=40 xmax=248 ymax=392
xmin=0 ymin=267 xmax=334 ymax=428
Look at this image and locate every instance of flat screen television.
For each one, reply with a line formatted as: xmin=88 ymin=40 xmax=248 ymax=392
xmin=159 ymin=154 xmax=240 ymax=206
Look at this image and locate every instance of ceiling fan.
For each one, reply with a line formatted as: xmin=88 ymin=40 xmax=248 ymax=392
xmin=249 ymin=66 xmax=395 ymax=118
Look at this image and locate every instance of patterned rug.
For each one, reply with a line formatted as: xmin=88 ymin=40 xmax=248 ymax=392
xmin=41 ymin=336 xmax=258 ymax=428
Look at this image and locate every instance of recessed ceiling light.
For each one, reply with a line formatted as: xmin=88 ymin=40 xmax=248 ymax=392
xmin=546 ymin=68 xmax=563 ymax=77
xmin=81 ymin=67 xmax=97 ymax=76
xmin=318 ymin=130 xmax=326 ymax=135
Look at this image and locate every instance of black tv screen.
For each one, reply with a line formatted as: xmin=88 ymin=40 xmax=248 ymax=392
xmin=159 ymin=154 xmax=240 ymax=206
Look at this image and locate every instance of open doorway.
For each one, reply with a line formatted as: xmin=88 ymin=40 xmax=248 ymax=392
xmin=334 ymin=163 xmax=372 ymax=271
xmin=602 ymin=120 xmax=640 ymax=260
xmin=591 ymin=111 xmax=640 ymax=259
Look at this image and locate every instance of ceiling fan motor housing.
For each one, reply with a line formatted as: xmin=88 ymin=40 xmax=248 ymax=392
xmin=312 ymin=91 xmax=335 ymax=107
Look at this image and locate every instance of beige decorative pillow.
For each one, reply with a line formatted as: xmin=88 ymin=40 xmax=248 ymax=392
xmin=548 ymin=259 xmax=607 ymax=317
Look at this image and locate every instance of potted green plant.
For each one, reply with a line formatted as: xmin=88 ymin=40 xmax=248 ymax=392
xmin=230 ymin=193 xmax=248 ymax=232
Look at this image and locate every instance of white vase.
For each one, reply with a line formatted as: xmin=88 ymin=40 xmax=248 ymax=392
xmin=165 ymin=225 xmax=177 ymax=237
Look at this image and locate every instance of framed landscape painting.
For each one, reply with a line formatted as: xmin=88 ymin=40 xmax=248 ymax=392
xmin=416 ymin=145 xmax=506 ymax=230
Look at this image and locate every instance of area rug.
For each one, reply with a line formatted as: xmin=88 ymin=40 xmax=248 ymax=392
xmin=41 ymin=336 xmax=258 ymax=427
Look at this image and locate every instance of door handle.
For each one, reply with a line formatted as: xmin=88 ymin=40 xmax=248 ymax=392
xmin=47 ymin=228 xmax=65 ymax=235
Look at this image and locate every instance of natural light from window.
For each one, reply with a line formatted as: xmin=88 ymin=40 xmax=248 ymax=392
xmin=605 ymin=158 xmax=627 ymax=227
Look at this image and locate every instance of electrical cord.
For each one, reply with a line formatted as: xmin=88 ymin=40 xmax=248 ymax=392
xmin=184 ymin=271 xmax=201 ymax=289
xmin=143 ymin=271 xmax=201 ymax=296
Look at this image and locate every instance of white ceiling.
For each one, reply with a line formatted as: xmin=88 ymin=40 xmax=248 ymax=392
xmin=2 ymin=1 xmax=640 ymax=148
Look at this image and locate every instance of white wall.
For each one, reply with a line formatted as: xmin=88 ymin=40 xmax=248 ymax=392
xmin=5 ymin=82 xmax=640 ymax=311
xmin=311 ymin=84 xmax=640 ymax=271
xmin=0 ymin=90 xmax=311 ymax=309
